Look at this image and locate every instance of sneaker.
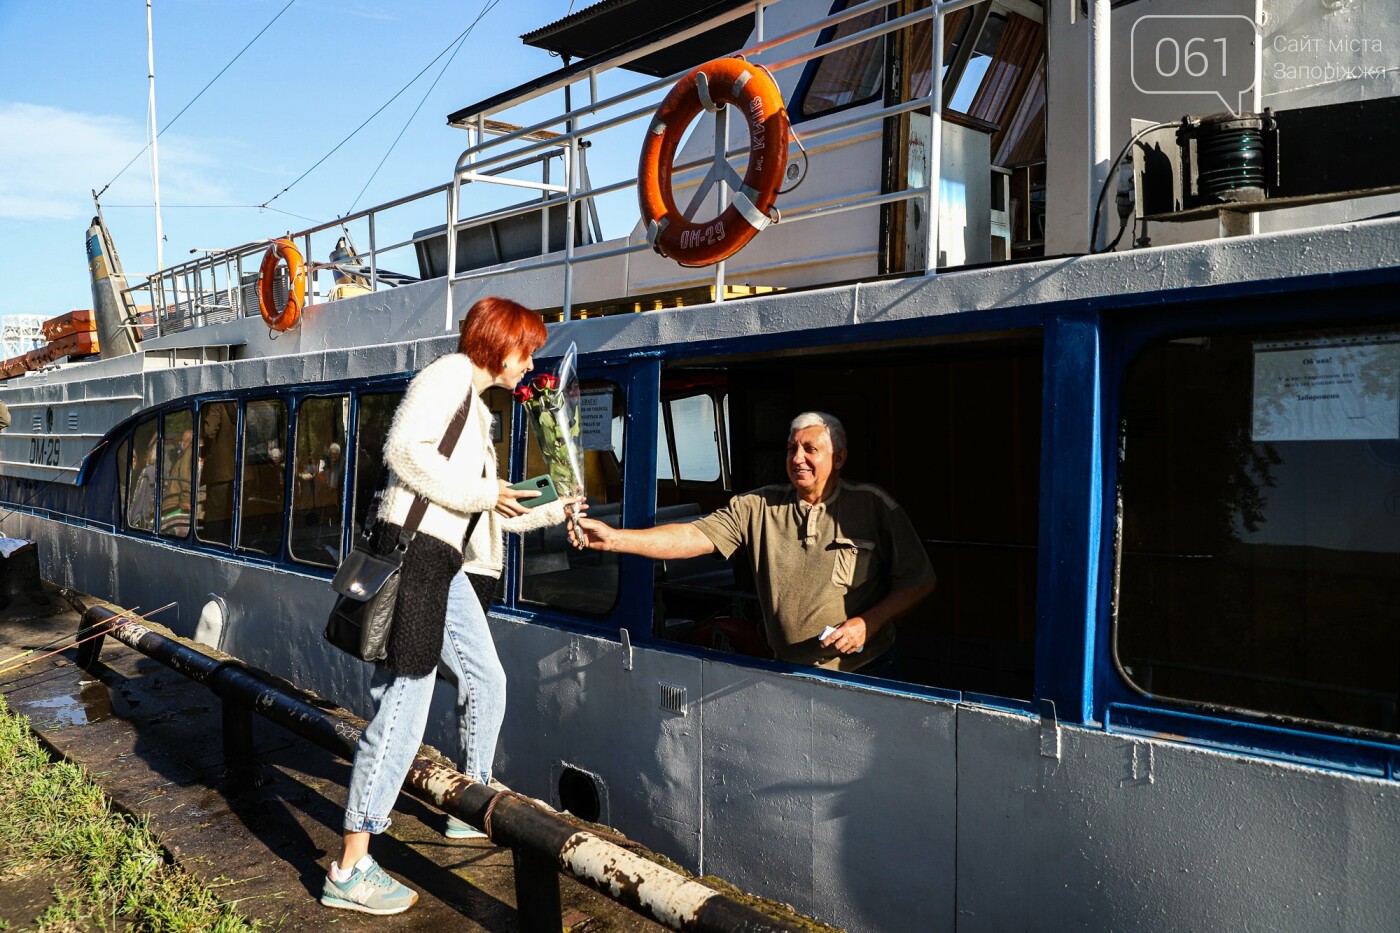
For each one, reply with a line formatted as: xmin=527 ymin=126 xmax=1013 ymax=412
xmin=321 ymin=858 xmax=418 ymax=915
xmin=445 ymin=814 xmax=489 ymax=840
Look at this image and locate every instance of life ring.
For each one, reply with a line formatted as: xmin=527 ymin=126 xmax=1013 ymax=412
xmin=638 ymin=57 xmax=789 ymax=268
xmin=257 ymin=238 xmax=306 ymax=332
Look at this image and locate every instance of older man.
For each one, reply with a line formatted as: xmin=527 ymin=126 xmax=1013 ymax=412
xmin=571 ymin=411 xmax=936 ymax=672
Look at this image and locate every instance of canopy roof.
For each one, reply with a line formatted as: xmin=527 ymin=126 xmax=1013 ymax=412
xmin=521 ymin=0 xmax=755 ymax=77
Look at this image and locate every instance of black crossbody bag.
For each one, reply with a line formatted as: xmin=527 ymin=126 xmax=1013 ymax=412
xmin=324 ymin=390 xmax=482 ymax=662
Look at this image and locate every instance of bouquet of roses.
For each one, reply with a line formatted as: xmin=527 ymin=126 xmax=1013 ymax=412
xmin=513 ymin=342 xmax=584 ymax=505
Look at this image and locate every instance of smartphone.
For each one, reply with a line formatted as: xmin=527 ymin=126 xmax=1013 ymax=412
xmin=509 ymin=474 xmax=560 ymax=508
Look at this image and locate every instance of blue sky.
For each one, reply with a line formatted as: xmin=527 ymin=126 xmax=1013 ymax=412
xmin=0 ymin=0 xmax=607 ymax=317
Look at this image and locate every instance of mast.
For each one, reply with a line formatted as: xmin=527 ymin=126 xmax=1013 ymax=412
xmin=146 ymin=0 xmax=164 ymax=275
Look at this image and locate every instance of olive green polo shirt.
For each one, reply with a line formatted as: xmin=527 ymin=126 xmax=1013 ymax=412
xmin=693 ymin=480 xmax=936 ymax=671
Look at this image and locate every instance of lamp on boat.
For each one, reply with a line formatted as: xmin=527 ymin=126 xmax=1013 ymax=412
xmin=1178 ymin=111 xmax=1273 ymax=207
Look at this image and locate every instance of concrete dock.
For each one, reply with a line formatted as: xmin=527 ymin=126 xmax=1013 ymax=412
xmin=0 ymin=588 xmax=668 ymax=931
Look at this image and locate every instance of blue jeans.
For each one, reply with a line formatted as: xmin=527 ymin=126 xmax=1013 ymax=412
xmin=343 ymin=570 xmax=505 ymax=833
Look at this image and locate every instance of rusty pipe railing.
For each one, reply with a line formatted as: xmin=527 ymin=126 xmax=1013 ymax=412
xmin=76 ymin=606 xmax=811 ymax=933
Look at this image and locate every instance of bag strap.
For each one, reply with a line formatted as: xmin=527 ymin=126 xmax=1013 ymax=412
xmin=403 ymin=389 xmax=477 ymax=535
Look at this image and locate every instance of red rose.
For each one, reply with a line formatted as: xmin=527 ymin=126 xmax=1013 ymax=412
xmin=513 ymin=384 xmax=534 ymax=402
xmin=534 ymin=373 xmax=559 ymax=390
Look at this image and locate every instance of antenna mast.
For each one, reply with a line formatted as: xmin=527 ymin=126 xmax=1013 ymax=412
xmin=146 ymin=0 xmax=164 ymax=275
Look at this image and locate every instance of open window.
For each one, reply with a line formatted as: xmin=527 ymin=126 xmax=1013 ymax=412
xmin=653 ymin=336 xmax=1041 ymax=697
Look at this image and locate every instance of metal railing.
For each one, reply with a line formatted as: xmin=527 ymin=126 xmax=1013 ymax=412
xmin=77 ymin=606 xmax=815 ymax=933
xmin=130 ymin=0 xmax=1003 ymax=336
xmin=444 ymin=0 xmax=984 ymax=323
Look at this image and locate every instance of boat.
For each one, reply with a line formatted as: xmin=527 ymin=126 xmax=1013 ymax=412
xmin=3 ymin=0 xmax=1400 ymax=928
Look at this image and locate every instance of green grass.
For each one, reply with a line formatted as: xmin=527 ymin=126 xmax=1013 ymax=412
xmin=0 ymin=694 xmax=258 ymax=932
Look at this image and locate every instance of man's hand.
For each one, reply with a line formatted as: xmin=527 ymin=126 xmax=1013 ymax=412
xmin=821 ymin=617 xmax=868 ymax=654
xmin=569 ymin=516 xmax=612 ymax=551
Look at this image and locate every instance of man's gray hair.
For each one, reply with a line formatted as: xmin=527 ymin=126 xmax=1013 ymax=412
xmin=789 ymin=411 xmax=847 ymax=451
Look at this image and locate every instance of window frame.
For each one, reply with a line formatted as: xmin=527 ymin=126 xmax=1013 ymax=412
xmin=1096 ymin=291 xmax=1400 ymax=776
xmin=287 ymin=393 xmax=351 ymax=569
xmin=1108 ymin=320 xmax=1400 ymax=742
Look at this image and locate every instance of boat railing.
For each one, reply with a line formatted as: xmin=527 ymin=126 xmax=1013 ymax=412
xmin=127 ymin=178 xmax=457 ymax=340
xmin=442 ymin=0 xmax=980 ymax=324
xmin=128 ymin=0 xmax=1022 ymax=336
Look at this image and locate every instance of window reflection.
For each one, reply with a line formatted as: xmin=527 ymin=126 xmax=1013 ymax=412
xmin=127 ymin=417 xmax=159 ymax=532
xmin=1117 ymin=326 xmax=1400 ymax=734
xmin=196 ymin=401 xmax=237 ymax=546
xmin=159 ymin=409 xmax=193 ymax=539
xmin=520 ymin=381 xmax=624 ymax=615
xmin=290 ymin=396 xmax=348 ymax=567
xmin=353 ymin=392 xmax=403 ymax=535
xmin=238 ymin=399 xmax=287 ymax=556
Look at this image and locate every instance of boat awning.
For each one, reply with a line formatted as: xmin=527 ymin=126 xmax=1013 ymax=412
xmin=447 ymin=0 xmax=755 ymax=126
xmin=521 ymin=0 xmax=755 ymax=76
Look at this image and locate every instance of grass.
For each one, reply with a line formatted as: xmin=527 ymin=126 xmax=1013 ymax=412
xmin=0 ymin=694 xmax=258 ymax=932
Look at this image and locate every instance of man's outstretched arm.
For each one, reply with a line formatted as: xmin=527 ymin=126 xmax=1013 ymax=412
xmin=570 ymin=517 xmax=716 ymax=561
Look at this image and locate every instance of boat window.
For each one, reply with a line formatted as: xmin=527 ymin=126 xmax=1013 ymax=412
xmin=290 ymin=396 xmax=349 ymax=568
xmin=1116 ymin=326 xmax=1400 ymax=735
xmin=352 ymin=391 xmax=404 ymax=537
xmin=238 ymin=398 xmax=288 ymax=556
xmin=667 ymin=394 xmax=722 ymax=484
xmin=115 ymin=436 xmax=129 ymax=530
xmin=158 ymin=409 xmax=194 ymax=539
xmin=654 ymin=340 xmax=1040 ymax=697
xmin=796 ymin=0 xmax=889 ymax=120
xmin=947 ymin=12 xmax=1005 ymax=112
xmin=195 ymin=401 xmax=237 ymax=547
xmin=519 ymin=379 xmax=624 ymax=616
xmin=126 ymin=419 xmax=159 ymax=532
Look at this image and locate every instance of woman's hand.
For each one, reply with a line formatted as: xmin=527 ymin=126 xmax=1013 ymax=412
xmin=494 ymin=479 xmax=535 ymax=517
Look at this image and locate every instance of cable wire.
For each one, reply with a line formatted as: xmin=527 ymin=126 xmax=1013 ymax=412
xmin=346 ymin=0 xmax=503 ymax=215
xmin=1089 ymin=120 xmax=1180 ymax=254
xmin=96 ymin=0 xmax=297 ymax=200
xmin=261 ymin=9 xmax=501 ymax=210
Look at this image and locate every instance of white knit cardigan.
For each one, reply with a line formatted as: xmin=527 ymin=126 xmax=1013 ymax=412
xmin=379 ymin=352 xmax=567 ymax=577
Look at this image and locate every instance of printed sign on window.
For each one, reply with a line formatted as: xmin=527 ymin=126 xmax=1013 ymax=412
xmin=580 ymin=388 xmax=614 ymax=451
xmin=1252 ymin=337 xmax=1400 ymax=441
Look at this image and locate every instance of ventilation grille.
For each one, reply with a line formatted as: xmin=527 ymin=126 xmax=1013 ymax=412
xmin=31 ymin=415 xmax=42 ymax=432
xmin=67 ymin=412 xmax=79 ymax=432
xmin=658 ymin=682 xmax=687 ymax=716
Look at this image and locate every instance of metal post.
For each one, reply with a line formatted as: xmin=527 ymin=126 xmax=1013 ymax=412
xmin=925 ymin=3 xmax=944 ymax=274
xmin=562 ymin=135 xmax=577 ymax=321
xmin=714 ymin=103 xmax=730 ymax=302
xmin=513 ymin=847 xmax=563 ymax=932
xmin=445 ymin=146 xmax=463 ymax=331
xmin=234 ymin=254 xmax=245 ymax=317
xmin=541 ymin=156 xmax=552 ymax=257
xmin=368 ymin=213 xmax=378 ymax=293
xmin=1089 ymin=0 xmax=1112 ymax=251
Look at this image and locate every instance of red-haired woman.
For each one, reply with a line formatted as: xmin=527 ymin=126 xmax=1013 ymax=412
xmin=323 ymin=297 xmax=580 ymax=915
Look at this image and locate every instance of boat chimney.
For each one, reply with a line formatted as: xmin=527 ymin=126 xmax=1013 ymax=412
xmin=85 ymin=209 xmax=141 ymax=359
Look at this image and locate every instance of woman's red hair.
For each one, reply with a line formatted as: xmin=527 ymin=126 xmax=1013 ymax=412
xmin=457 ymin=296 xmax=548 ymax=373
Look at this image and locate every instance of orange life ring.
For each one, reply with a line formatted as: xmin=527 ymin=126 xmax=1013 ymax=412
xmin=257 ymin=238 xmax=306 ymax=332
xmin=638 ymin=57 xmax=789 ymax=268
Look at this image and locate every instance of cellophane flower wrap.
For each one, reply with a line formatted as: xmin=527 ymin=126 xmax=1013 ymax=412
xmin=513 ymin=342 xmax=584 ymax=505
